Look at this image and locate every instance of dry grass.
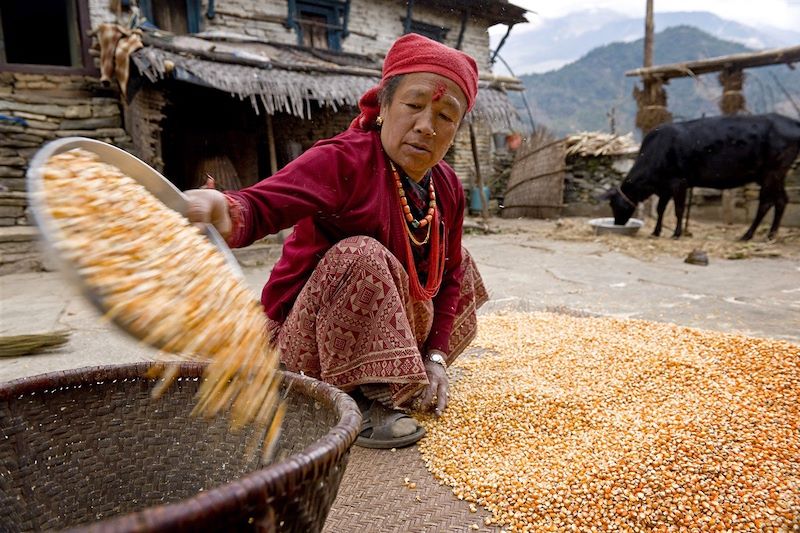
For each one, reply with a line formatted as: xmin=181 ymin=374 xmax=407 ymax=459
xmin=419 ymin=312 xmax=800 ymax=532
xmin=0 ymin=331 xmax=70 ymax=357
xmin=480 ymin=216 xmax=800 ymax=261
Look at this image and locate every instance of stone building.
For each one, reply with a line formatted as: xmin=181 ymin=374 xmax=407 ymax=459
xmin=0 ymin=0 xmax=526 ymax=273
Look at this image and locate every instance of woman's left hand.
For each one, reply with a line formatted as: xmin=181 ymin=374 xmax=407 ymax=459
xmin=420 ymin=353 xmax=449 ymax=416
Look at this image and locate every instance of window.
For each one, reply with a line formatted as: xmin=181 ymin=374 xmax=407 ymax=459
xmin=0 ymin=0 xmax=93 ymax=73
xmin=405 ymin=19 xmax=449 ymax=43
xmin=139 ymin=0 xmax=202 ymax=35
xmin=287 ymin=0 xmax=349 ymax=52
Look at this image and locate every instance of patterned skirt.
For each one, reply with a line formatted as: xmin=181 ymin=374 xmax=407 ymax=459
xmin=268 ymin=236 xmax=488 ymax=408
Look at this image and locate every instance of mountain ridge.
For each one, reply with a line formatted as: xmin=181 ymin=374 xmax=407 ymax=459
xmin=493 ymin=10 xmax=800 ymax=76
xmin=514 ymin=25 xmax=800 ymax=137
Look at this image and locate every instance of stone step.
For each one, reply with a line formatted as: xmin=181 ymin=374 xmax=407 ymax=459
xmin=0 ymin=251 xmax=45 ymax=275
xmin=0 ymin=226 xmax=49 ymax=274
xmin=0 ymin=225 xmax=39 ymax=242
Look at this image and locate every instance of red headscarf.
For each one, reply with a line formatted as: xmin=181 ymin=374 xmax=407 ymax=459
xmin=350 ymin=33 xmax=479 ymax=130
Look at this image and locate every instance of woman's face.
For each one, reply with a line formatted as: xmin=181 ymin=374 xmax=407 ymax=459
xmin=379 ymin=72 xmax=468 ymax=181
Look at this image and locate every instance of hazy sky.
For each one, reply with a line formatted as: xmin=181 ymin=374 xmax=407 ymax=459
xmin=493 ymin=0 xmax=800 ymax=33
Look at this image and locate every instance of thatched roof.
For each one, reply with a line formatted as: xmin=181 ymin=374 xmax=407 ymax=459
xmin=133 ymin=46 xmax=376 ymax=116
xmin=413 ymin=0 xmax=528 ymax=26
xmin=564 ymin=132 xmax=639 ymax=157
xmin=131 ymin=33 xmax=523 ymax=129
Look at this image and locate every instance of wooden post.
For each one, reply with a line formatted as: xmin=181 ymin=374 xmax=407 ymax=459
xmin=644 ymin=0 xmax=654 ymax=68
xmin=635 ymin=1 xmax=671 ymax=135
xmin=469 ymin=123 xmax=489 ymax=221
xmin=266 ymin=113 xmax=278 ymax=176
xmin=639 ymin=0 xmax=659 ymax=222
xmin=721 ymin=190 xmax=734 ymax=225
xmin=718 ymin=68 xmax=745 ymax=224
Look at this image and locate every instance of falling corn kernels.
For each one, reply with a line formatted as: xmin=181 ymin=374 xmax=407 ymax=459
xmin=418 ymin=312 xmax=800 ymax=532
xmin=40 ymin=149 xmax=283 ymax=460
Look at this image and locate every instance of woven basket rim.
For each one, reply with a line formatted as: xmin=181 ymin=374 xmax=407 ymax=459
xmin=0 ymin=361 xmax=362 ymax=532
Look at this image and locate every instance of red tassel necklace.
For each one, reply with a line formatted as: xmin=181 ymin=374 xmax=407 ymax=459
xmin=389 ymin=161 xmax=446 ymax=300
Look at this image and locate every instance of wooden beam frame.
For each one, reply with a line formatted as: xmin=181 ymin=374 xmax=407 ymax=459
xmin=625 ymin=45 xmax=800 ymax=81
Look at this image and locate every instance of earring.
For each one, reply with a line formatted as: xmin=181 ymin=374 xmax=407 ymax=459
xmin=376 ymin=116 xmax=383 ymax=126
xmin=432 ymin=131 xmax=437 ymax=137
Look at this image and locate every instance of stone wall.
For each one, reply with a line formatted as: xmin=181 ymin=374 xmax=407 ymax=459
xmin=202 ymin=0 xmax=493 ymax=72
xmin=0 ymin=75 xmax=131 ymax=195
xmin=201 ymin=1 xmax=295 ymax=45
xmin=448 ymin=122 xmax=493 ymax=191
xmin=124 ymin=86 xmax=168 ymax=173
xmin=0 ymin=73 xmax=131 ymax=273
xmin=88 ymin=0 xmax=117 ymax=31
xmin=689 ymin=158 xmax=800 ymax=228
xmin=561 ymin=154 xmax=635 ymax=217
xmin=89 ymin=0 xmax=494 ymax=72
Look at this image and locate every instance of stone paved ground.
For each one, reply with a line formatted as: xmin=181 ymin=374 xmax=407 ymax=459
xmin=2 ymin=217 xmax=798 ymax=383
xmin=1 ymin=217 xmax=797 ymax=532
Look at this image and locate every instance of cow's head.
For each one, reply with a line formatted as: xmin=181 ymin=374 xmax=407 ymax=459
xmin=600 ymin=188 xmax=636 ymax=226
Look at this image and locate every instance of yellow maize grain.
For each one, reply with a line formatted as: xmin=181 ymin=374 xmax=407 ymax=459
xmin=40 ymin=149 xmax=282 ymax=460
xmin=419 ymin=312 xmax=799 ymax=532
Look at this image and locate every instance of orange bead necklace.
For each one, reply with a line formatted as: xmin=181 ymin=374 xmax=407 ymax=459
xmin=389 ymin=161 xmax=445 ymax=300
xmin=390 ymin=161 xmax=436 ymax=245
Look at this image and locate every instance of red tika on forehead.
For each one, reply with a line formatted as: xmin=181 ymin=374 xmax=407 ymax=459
xmin=432 ymin=82 xmax=447 ymax=101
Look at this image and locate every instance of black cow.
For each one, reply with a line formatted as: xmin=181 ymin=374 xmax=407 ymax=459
xmin=605 ymin=113 xmax=800 ymax=240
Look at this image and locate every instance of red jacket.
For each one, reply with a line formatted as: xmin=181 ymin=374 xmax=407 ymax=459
xmin=226 ymin=128 xmax=466 ymax=354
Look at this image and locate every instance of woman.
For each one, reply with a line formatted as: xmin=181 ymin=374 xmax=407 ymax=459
xmin=186 ymin=33 xmax=488 ymax=449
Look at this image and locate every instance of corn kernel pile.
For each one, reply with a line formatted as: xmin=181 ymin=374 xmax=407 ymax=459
xmin=39 ymin=149 xmax=284 ymax=459
xmin=419 ymin=312 xmax=799 ymax=532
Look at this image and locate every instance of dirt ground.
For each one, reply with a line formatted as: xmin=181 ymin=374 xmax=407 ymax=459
xmin=475 ymin=215 xmax=800 ymax=262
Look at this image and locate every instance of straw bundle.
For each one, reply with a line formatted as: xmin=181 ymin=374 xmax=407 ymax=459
xmin=633 ymin=81 xmax=673 ymax=134
xmin=0 ymin=331 xmax=70 ymax=357
xmin=719 ymin=69 xmax=747 ymax=115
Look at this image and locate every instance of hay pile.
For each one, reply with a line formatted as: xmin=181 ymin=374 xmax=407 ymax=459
xmin=564 ymin=132 xmax=639 ymax=157
xmin=482 ymin=217 xmax=800 ymax=261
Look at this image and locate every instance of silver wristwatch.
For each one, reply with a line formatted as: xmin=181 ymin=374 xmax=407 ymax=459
xmin=428 ymin=353 xmax=446 ymax=366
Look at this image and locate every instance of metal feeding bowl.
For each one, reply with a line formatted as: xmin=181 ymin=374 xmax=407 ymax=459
xmin=588 ymin=217 xmax=644 ymax=236
xmin=0 ymin=363 xmax=361 ymax=532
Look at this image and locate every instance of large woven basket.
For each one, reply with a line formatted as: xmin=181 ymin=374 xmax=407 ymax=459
xmin=0 ymin=362 xmax=361 ymax=532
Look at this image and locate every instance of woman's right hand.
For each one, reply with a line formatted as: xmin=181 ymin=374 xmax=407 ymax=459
xmin=184 ymin=179 xmax=233 ymax=239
